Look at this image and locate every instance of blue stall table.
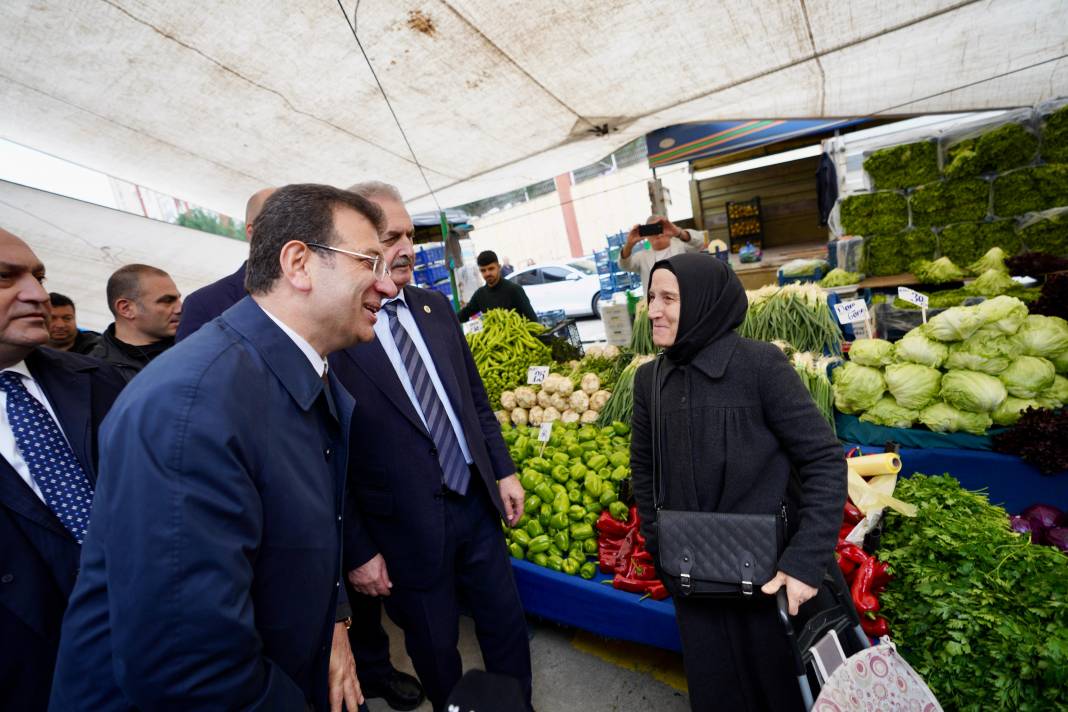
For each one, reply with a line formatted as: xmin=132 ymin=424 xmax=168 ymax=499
xmin=510 ymin=558 xmax=681 ymax=652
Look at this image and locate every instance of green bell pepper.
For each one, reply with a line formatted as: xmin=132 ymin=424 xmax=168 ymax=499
xmin=599 ymin=490 xmax=617 ymax=508
xmin=547 ymin=555 xmax=564 ymax=572
xmin=552 ymin=492 xmax=569 ymax=514
xmin=549 ymin=512 xmax=570 ymax=531
xmin=612 ymin=422 xmax=630 ymax=436
xmin=533 ymin=482 xmax=554 ymax=504
xmin=568 ymin=489 xmax=582 ymax=505
xmin=562 ymin=558 xmax=581 ymax=576
xmin=586 ymin=454 xmax=609 ymax=471
xmin=568 ymin=505 xmax=587 ymax=522
xmin=551 ymin=465 xmax=570 ymax=484
xmin=548 ymin=545 xmax=564 ymax=559
xmin=531 ymin=552 xmax=549 ymax=567
xmin=519 ymin=469 xmax=543 ymax=490
xmin=608 ymin=451 xmax=629 ymax=468
xmin=508 ymin=543 xmax=525 ymax=560
xmin=511 ymin=529 xmax=531 ymax=548
xmin=584 ymin=474 xmax=604 ymax=498
xmin=609 ymin=501 xmax=629 ymax=522
xmin=579 ymin=562 xmax=597 ymax=579
xmin=569 ymin=463 xmax=588 ymax=481
xmin=525 ymin=519 xmax=544 ymax=538
xmin=566 ymin=444 xmax=584 ymax=459
xmin=577 ymin=426 xmax=597 ymax=442
xmin=553 ymin=530 xmax=570 ymax=552
xmin=551 ymin=452 xmax=570 ymax=466
xmin=610 ymin=465 xmax=629 ymax=482
xmin=583 ymin=538 xmax=598 ymax=555
xmin=570 ymin=522 xmax=595 ymax=541
xmin=584 ymin=511 xmax=599 ymax=526
xmin=527 ymin=535 xmax=551 ymax=554
xmin=550 ymin=483 xmax=566 ymax=496
xmin=523 ymin=495 xmax=541 ymax=515
xmin=527 ymin=457 xmax=551 ymax=474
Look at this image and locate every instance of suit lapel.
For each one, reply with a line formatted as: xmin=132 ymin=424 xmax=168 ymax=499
xmin=0 ymin=457 xmax=70 ymax=538
xmin=405 ymin=287 xmax=465 ymax=416
xmin=343 ymin=340 xmax=429 ymax=436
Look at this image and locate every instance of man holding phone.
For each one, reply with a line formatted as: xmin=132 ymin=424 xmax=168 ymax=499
xmin=619 ymin=215 xmax=704 ymax=291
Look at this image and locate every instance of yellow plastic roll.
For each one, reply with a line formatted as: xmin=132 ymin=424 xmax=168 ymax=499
xmin=847 ymin=469 xmax=917 ymax=517
xmin=846 ymin=452 xmax=902 ymax=477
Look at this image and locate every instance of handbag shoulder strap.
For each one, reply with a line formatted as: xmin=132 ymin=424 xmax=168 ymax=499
xmin=651 ymin=353 xmax=665 ymax=511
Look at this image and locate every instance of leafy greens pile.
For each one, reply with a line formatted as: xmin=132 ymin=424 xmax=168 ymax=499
xmin=878 ymin=474 xmax=1068 ymax=711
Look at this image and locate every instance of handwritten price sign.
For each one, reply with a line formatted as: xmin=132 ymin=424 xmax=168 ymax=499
xmin=897 ymin=287 xmax=929 ymax=309
xmin=527 ymin=366 xmax=549 ymax=385
xmin=834 ymin=299 xmax=870 ymax=325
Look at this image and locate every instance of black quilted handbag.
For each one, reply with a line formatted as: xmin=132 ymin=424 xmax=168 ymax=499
xmin=651 ymin=354 xmax=785 ymax=598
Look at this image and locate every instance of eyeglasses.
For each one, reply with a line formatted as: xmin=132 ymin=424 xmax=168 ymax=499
xmin=306 ymin=242 xmax=390 ymax=280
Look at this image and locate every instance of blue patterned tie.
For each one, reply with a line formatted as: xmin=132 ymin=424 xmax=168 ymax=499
xmin=383 ymin=301 xmax=470 ymax=494
xmin=0 ymin=371 xmax=94 ymax=543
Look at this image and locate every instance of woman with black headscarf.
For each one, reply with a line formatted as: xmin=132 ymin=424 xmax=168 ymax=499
xmin=630 ymin=253 xmax=846 ymax=711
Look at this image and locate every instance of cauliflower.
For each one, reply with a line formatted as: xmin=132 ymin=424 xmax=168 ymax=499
xmin=580 ymin=373 xmax=600 ymax=395
xmin=550 ymin=393 xmax=569 ymax=412
xmin=569 ymin=390 xmax=590 ymax=412
xmin=554 ymin=376 xmax=574 ymax=397
xmin=528 ymin=405 xmax=545 ymax=426
xmin=602 ymin=344 xmax=620 ymax=359
xmin=537 ymin=389 xmax=553 ymax=408
xmin=495 ymin=410 xmax=510 ymax=427
xmin=589 ymin=390 xmax=611 ymax=412
xmin=510 ymin=407 xmax=529 ymax=426
xmin=580 ymin=409 xmax=599 ymax=424
xmin=540 ymin=375 xmax=558 ymax=395
xmin=514 ymin=386 xmax=537 ymax=409
xmin=500 ymin=390 xmax=517 ymax=410
xmin=542 ymin=406 xmax=561 ymax=422
xmin=585 ymin=345 xmax=604 ymax=359
xmin=560 ymin=409 xmax=580 ymax=423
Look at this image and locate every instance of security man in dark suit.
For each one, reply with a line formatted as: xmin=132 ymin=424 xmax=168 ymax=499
xmin=0 ymin=227 xmax=126 ymax=710
xmin=332 ymin=183 xmax=533 ymax=712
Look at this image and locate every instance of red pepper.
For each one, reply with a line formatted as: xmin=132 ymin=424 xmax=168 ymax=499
xmin=836 ymin=552 xmax=859 ymax=581
xmin=836 ymin=542 xmax=869 ymax=566
xmin=596 ymin=511 xmax=634 ymax=538
xmin=613 ymin=574 xmax=663 ymax=594
xmin=860 ymin=615 xmax=890 ymax=638
xmin=871 ymin=560 xmax=892 ymax=594
xmin=625 ymin=555 xmax=656 ymax=581
xmin=843 ymin=501 xmax=864 ymax=525
xmin=838 ymin=523 xmax=855 ymax=541
xmin=850 ymin=558 xmax=880 ymax=614
xmin=598 ymin=549 xmax=618 ymax=574
xmin=645 ymin=582 xmax=669 ymax=600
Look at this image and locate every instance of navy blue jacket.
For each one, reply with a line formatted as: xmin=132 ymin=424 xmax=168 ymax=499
xmin=50 ymin=297 xmax=353 ymax=711
xmin=331 ymin=286 xmax=515 ymax=587
xmin=175 ymin=261 xmax=247 ymax=342
xmin=0 ymin=348 xmax=125 ymax=711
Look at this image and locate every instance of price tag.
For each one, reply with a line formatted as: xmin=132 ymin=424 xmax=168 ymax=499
xmin=897 ymin=287 xmax=929 ymax=309
xmin=462 ymin=318 xmax=483 ymax=336
xmin=538 ymin=422 xmax=553 ymax=443
xmin=527 ymin=366 xmax=549 ymax=385
xmin=834 ymin=299 xmax=870 ymax=325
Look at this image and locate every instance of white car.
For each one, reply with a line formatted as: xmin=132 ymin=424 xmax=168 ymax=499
xmin=507 ymin=259 xmax=604 ymax=317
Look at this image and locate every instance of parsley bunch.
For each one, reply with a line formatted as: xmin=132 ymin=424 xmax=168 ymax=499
xmin=879 ymin=475 xmax=1068 ymax=711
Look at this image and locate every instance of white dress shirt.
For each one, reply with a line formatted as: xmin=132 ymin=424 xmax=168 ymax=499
xmin=260 ymin=305 xmax=329 ymax=378
xmin=0 ymin=360 xmax=70 ymax=503
xmin=374 ymin=292 xmax=474 ymax=464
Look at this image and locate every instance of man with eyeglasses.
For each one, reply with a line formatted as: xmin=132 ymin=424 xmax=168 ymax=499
xmin=50 ymin=184 xmax=397 ymax=712
xmin=332 ymin=182 xmax=533 ymax=712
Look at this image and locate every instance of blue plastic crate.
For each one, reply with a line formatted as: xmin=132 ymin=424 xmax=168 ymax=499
xmin=594 ymin=249 xmax=609 ymax=265
xmin=415 ymin=263 xmax=448 ymax=283
xmin=536 ymin=309 xmax=567 ymax=328
xmin=607 ymin=232 xmax=626 ymax=248
xmin=777 ymin=266 xmax=825 ymax=286
xmin=599 ymin=275 xmax=616 ymax=293
xmin=416 ymin=245 xmax=445 ymax=265
xmin=430 ymin=280 xmax=452 ymax=299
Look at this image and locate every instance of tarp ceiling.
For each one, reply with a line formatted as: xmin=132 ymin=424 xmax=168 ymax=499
xmin=2 ymin=1 xmax=1066 ymax=218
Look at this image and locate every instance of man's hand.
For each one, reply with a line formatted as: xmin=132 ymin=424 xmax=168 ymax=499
xmin=347 ymin=554 xmax=392 ymax=597
xmin=498 ymin=474 xmax=525 ymax=527
xmin=761 ymin=570 xmax=818 ymax=616
xmin=329 ymin=622 xmax=364 ymax=712
xmin=649 ymin=215 xmax=687 ymax=240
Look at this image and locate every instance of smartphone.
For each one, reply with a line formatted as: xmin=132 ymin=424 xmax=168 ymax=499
xmin=638 ymin=223 xmax=663 ymax=237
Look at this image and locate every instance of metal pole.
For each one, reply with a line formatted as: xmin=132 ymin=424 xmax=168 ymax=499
xmin=442 ymin=211 xmax=460 ymax=312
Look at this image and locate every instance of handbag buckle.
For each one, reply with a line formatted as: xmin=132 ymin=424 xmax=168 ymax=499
xmin=741 ymin=579 xmax=753 ymax=596
xmin=679 ymin=572 xmax=692 ymax=594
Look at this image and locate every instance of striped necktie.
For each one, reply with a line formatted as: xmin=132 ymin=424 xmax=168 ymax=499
xmin=383 ymin=301 xmax=469 ymax=494
xmin=0 ymin=371 xmax=94 ymax=543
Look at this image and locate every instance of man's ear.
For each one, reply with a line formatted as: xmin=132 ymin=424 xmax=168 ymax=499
xmin=114 ymin=297 xmax=137 ymax=320
xmin=278 ymin=240 xmax=314 ymax=293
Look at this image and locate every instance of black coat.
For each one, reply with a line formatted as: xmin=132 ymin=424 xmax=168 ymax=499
xmin=0 ymin=348 xmax=125 ymax=711
xmin=630 ymin=331 xmax=846 ymax=589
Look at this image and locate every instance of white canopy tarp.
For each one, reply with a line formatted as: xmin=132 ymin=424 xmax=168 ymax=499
xmin=3 ymin=0 xmax=1067 ymax=217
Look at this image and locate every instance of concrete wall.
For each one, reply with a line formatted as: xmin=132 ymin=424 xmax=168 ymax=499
xmin=0 ymin=180 xmax=248 ymax=331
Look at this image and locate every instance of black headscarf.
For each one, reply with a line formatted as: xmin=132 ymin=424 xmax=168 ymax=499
xmin=649 ymin=253 xmax=748 ymax=365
